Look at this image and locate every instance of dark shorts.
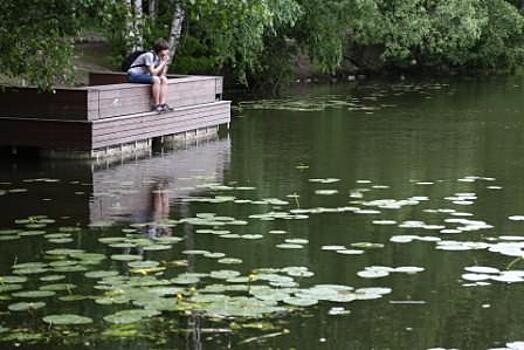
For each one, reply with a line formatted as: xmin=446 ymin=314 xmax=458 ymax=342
xmin=127 ymin=71 xmax=154 ymax=84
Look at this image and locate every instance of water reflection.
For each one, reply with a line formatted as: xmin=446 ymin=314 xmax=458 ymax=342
xmin=0 ymin=77 xmax=524 ymax=349
xmin=90 ymin=137 xmax=230 ymax=224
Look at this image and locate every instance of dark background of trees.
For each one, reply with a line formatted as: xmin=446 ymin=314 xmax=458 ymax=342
xmin=0 ymin=0 xmax=523 ymax=90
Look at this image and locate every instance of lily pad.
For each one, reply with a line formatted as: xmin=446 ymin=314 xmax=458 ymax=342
xmin=464 ymin=266 xmax=500 ymax=274
xmin=351 ymin=242 xmax=385 ymax=249
xmin=43 ymin=314 xmax=93 ymax=325
xmin=111 ymin=254 xmax=143 ymax=262
xmin=210 ymin=270 xmax=241 ymax=280
xmin=40 ymin=275 xmax=66 ymax=282
xmin=276 ymin=243 xmax=304 ymax=249
xmin=0 ymin=276 xmax=27 ymax=284
xmin=12 ymin=290 xmax=56 ymax=298
xmin=357 ymin=269 xmax=390 ymax=279
xmin=40 ymin=283 xmax=76 ymax=291
xmin=8 ymin=302 xmax=46 ymax=312
xmin=283 ymin=296 xmax=318 ymax=306
xmin=218 ymin=258 xmax=243 ymax=265
xmin=128 ymin=261 xmax=160 ymax=269
xmin=328 ymin=307 xmax=351 ymax=315
xmin=104 ymin=309 xmax=160 ymax=324
xmin=336 ymin=249 xmax=364 ymax=255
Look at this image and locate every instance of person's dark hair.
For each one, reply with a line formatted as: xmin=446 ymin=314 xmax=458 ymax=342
xmin=153 ymin=39 xmax=169 ymax=54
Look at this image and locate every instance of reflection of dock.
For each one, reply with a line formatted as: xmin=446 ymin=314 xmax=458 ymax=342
xmin=0 ymin=137 xmax=230 ymax=226
xmin=0 ymin=73 xmax=231 ymax=159
xmin=89 ymin=136 xmax=231 ymax=223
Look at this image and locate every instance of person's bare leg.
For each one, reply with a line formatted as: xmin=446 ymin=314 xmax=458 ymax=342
xmin=160 ymin=76 xmax=168 ymax=105
xmin=152 ymin=76 xmax=161 ymax=106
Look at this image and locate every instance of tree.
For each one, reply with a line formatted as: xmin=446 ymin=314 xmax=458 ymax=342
xmin=0 ymin=0 xmax=83 ymax=89
xmin=167 ymin=1 xmax=185 ymax=63
xmin=0 ymin=0 xmax=522 ymax=90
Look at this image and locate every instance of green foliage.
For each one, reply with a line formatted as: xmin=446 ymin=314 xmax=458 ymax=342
xmin=0 ymin=0 xmax=522 ymax=89
xmin=468 ymin=0 xmax=524 ymax=68
xmin=170 ymin=35 xmax=218 ymax=74
xmin=292 ymin=0 xmax=376 ymax=72
xmin=0 ymin=0 xmax=81 ymax=89
xmin=179 ymin=0 xmax=302 ymax=84
xmin=346 ymin=0 xmax=524 ymax=70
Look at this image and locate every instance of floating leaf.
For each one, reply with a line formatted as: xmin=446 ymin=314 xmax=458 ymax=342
xmin=276 ymin=243 xmax=304 ymax=249
xmin=218 ymin=258 xmax=243 ymax=265
xmin=0 ymin=276 xmax=27 ymax=284
xmin=42 ymin=314 xmax=93 ymax=325
xmin=128 ymin=261 xmax=159 ymax=269
xmin=351 ymin=242 xmax=385 ymax=249
xmin=8 ymin=302 xmax=46 ymax=312
xmin=328 ymin=307 xmax=351 ymax=315
xmin=210 ymin=270 xmax=241 ymax=280
xmin=111 ymin=254 xmax=143 ymax=262
xmin=283 ymin=296 xmax=318 ymax=307
xmin=12 ymin=290 xmax=56 ymax=298
xmin=40 ymin=283 xmax=76 ymax=291
xmin=357 ymin=269 xmax=390 ymax=279
xmin=464 ymin=266 xmax=500 ymax=274
xmin=40 ymin=275 xmax=66 ymax=282
xmin=104 ymin=309 xmax=160 ymax=325
xmin=336 ymin=249 xmax=364 ymax=255
xmin=142 ymin=244 xmax=172 ymax=251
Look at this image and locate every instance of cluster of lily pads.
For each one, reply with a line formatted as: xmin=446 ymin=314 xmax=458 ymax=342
xmin=2 ymin=170 xmax=524 ymax=349
xmin=237 ymin=82 xmax=449 ymax=114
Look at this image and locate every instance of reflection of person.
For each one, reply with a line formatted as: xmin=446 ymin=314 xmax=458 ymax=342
xmin=127 ymin=39 xmax=174 ymax=113
xmin=144 ymin=180 xmax=172 ymax=238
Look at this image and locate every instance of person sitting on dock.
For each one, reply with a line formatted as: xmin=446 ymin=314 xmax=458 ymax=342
xmin=126 ymin=39 xmax=174 ymax=113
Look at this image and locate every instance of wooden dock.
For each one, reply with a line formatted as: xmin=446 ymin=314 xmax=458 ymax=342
xmin=0 ymin=72 xmax=231 ymax=158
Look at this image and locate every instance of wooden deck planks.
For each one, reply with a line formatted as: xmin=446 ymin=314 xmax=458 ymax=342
xmin=87 ymin=76 xmax=219 ymax=119
xmin=92 ymin=102 xmax=230 ymax=147
xmin=93 ymin=112 xmax=229 ymax=145
xmin=0 ymin=74 xmax=230 ymax=154
xmin=0 ymin=118 xmax=92 ymax=149
xmin=93 ymin=115 xmax=229 ymax=149
xmin=0 ymin=87 xmax=89 ymax=120
xmin=92 ymin=102 xmax=229 ymax=133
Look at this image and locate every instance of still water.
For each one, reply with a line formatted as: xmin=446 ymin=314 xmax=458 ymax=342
xmin=0 ymin=77 xmax=524 ymax=349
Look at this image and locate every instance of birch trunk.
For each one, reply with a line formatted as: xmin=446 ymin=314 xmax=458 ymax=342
xmin=134 ymin=0 xmax=144 ymax=50
xmin=167 ymin=2 xmax=185 ymax=64
xmin=149 ymin=0 xmax=158 ymax=21
xmin=124 ymin=0 xmax=135 ymax=50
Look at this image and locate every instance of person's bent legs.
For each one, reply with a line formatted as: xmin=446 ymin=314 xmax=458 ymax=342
xmin=159 ymin=76 xmax=173 ymax=111
xmin=151 ymin=76 xmax=161 ymax=108
xmin=128 ymin=72 xmax=163 ymax=112
xmin=159 ymin=76 xmax=168 ymax=105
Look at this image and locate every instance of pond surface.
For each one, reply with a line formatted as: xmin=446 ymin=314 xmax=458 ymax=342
xmin=1 ymin=76 xmax=524 ymax=349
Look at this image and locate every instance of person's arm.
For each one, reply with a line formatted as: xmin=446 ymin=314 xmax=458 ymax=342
xmin=159 ymin=62 xmax=168 ymax=77
xmin=145 ymin=53 xmax=168 ymax=75
xmin=158 ymin=62 xmax=167 ymax=77
xmin=147 ymin=60 xmax=167 ymax=76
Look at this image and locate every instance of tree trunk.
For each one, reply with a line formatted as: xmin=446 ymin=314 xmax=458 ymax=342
xmin=167 ymin=2 xmax=185 ymax=64
xmin=124 ymin=0 xmax=134 ymax=51
xmin=123 ymin=0 xmax=143 ymax=51
xmin=134 ymin=0 xmax=144 ymax=50
xmin=149 ymin=0 xmax=157 ymax=21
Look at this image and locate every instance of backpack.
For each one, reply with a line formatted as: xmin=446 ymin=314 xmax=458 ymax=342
xmin=121 ymin=50 xmax=148 ymax=72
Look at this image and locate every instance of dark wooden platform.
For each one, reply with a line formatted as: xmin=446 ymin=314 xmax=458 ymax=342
xmin=0 ymin=73 xmax=230 ymax=157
